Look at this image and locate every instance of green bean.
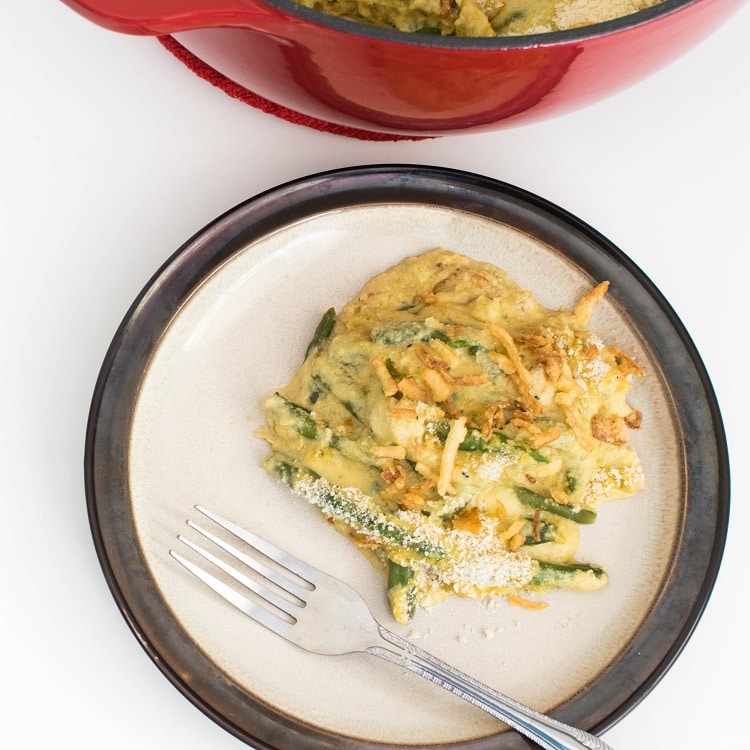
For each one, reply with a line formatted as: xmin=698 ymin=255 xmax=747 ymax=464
xmin=458 ymin=429 xmax=509 ymax=452
xmin=514 ymin=486 xmax=597 ymax=524
xmin=521 ymin=518 xmax=558 ymax=545
xmin=528 ymin=561 xmax=607 ymax=589
xmin=429 ymin=421 xmax=549 ymax=464
xmin=492 ymin=10 xmax=526 ymax=34
xmin=371 ymin=321 xmax=444 ymax=346
xmin=565 ymin=471 xmax=579 ymax=493
xmin=370 ymin=320 xmax=482 ymax=348
xmin=269 ymin=393 xmax=318 ymax=439
xmin=304 ymin=307 xmax=336 ymax=359
xmin=387 ymin=560 xmax=417 ymax=622
xmin=460 ymin=429 xmax=549 ymax=462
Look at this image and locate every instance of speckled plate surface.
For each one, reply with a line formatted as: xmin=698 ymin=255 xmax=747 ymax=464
xmin=85 ymin=165 xmax=728 ymax=749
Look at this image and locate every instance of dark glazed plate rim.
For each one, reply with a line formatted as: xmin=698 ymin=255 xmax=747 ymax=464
xmin=85 ymin=164 xmax=729 ymax=749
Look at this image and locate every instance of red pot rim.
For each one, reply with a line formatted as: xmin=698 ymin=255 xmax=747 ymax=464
xmin=64 ymin=0 xmax=706 ymax=46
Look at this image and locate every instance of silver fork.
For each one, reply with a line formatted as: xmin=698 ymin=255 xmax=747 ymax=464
xmin=170 ymin=505 xmax=614 ymax=750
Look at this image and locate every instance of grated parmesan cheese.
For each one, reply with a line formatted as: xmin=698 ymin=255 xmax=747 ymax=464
xmin=471 ymin=452 xmax=517 ymax=481
xmin=292 ymin=474 xmax=535 ymax=594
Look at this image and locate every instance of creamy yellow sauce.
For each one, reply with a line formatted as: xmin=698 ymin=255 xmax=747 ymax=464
xmin=258 ymin=249 xmax=644 ymax=624
xmin=292 ymin=0 xmax=664 ymax=37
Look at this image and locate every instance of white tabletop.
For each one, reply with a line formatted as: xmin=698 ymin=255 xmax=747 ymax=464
xmin=2 ymin=2 xmax=748 ymax=748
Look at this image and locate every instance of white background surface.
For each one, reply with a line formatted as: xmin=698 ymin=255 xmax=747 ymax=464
xmin=2 ymin=2 xmax=748 ymax=748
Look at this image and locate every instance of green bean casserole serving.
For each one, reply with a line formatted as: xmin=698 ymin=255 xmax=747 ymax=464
xmin=257 ymin=249 xmax=645 ymax=624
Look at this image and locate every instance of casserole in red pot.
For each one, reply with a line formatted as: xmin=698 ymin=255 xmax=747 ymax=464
xmin=60 ymin=1 xmax=745 ymax=136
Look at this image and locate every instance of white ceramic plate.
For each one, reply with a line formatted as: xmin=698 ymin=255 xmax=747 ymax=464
xmin=86 ymin=165 xmax=728 ymax=749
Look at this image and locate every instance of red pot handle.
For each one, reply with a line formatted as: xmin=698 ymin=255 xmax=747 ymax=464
xmin=60 ymin=0 xmax=282 ymax=35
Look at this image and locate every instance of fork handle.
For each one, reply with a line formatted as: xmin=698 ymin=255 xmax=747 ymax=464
xmin=369 ymin=626 xmax=613 ymax=750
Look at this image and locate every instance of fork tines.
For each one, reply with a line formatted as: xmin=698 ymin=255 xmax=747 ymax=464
xmin=170 ymin=505 xmax=314 ymax=630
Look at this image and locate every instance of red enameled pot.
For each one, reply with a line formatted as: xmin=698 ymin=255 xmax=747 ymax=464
xmin=61 ymin=0 xmax=745 ymax=135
